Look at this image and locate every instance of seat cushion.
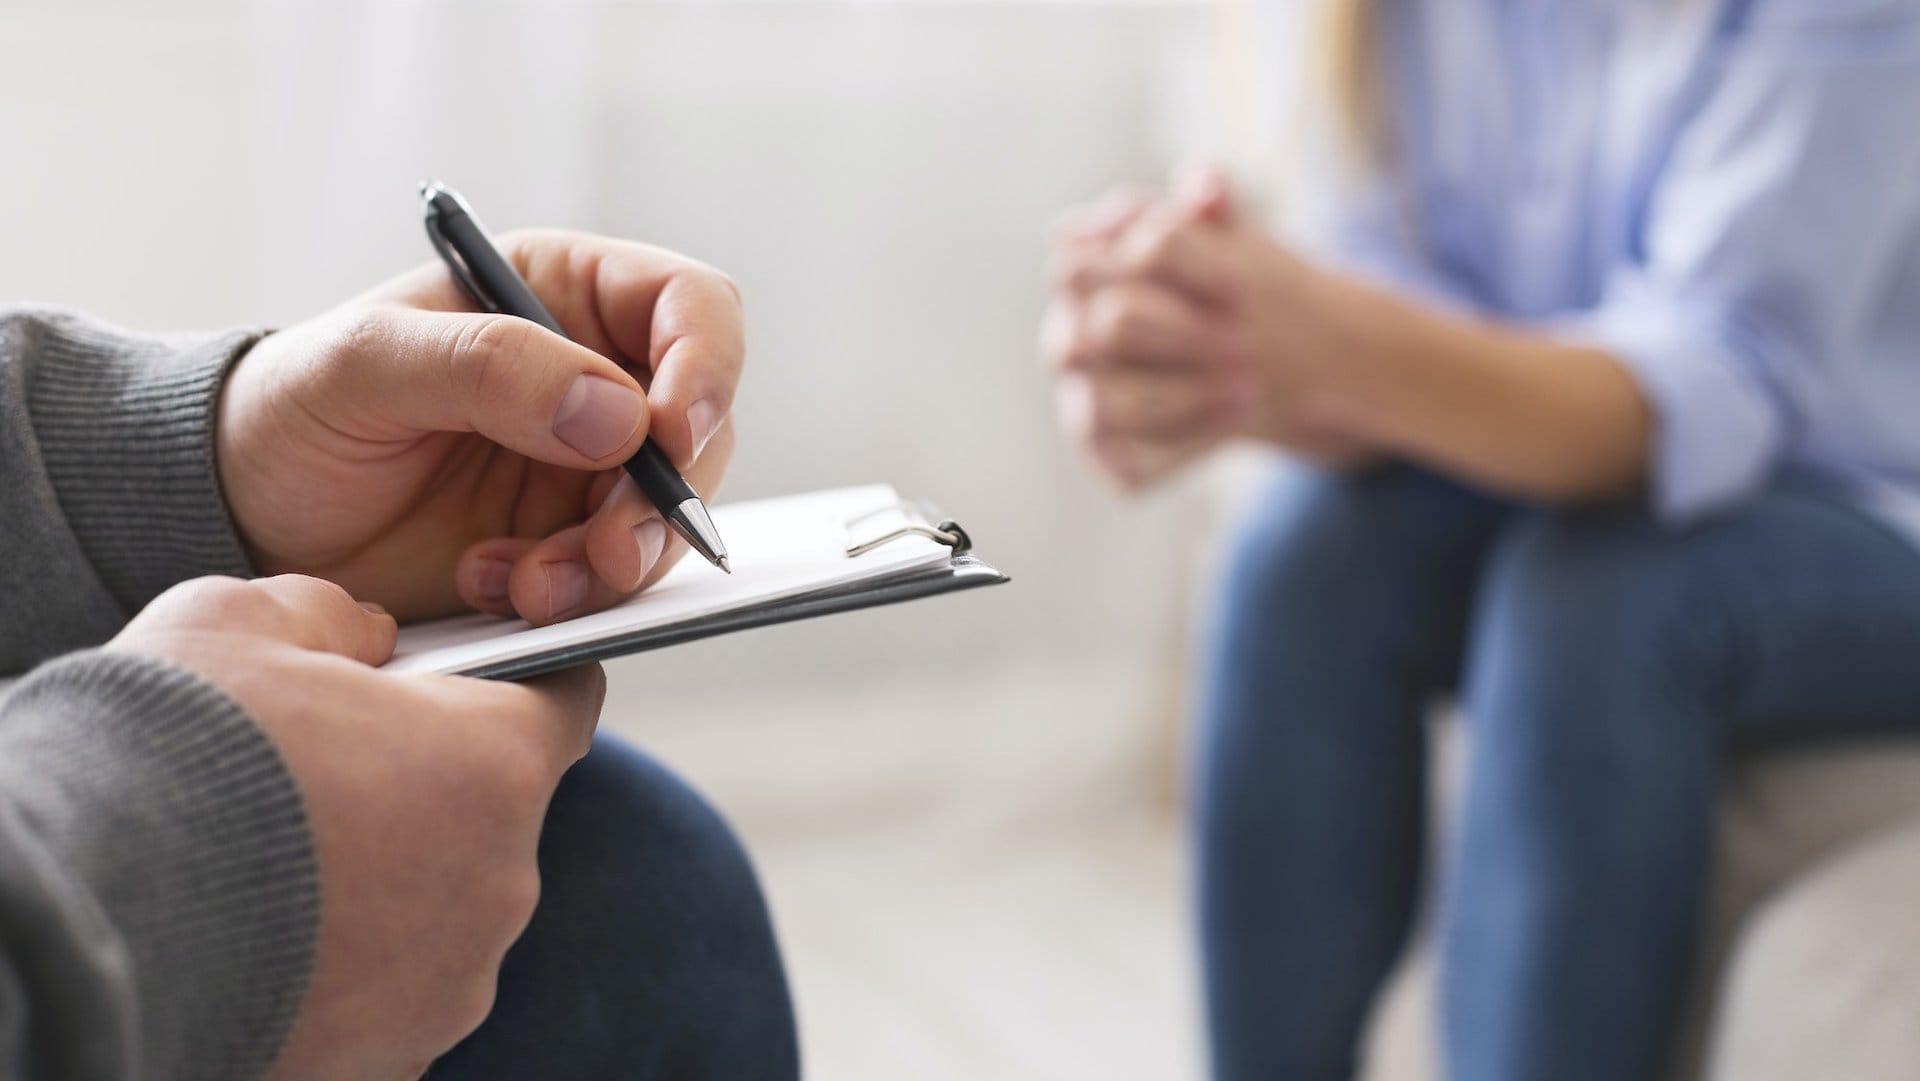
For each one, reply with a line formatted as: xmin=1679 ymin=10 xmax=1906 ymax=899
xmin=1359 ymin=730 xmax=1920 ymax=1081
xmin=1704 ymin=823 xmax=1920 ymax=1080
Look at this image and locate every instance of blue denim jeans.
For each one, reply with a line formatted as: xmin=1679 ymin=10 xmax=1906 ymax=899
xmin=1197 ymin=466 xmax=1920 ymax=1081
xmin=427 ymin=734 xmax=798 ymax=1081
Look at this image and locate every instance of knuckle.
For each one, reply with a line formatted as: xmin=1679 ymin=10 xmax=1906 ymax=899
xmin=1083 ymin=296 xmax=1120 ymax=349
xmin=488 ymin=730 xmax=557 ymax=807
xmin=1143 ymin=229 xmax=1179 ymax=268
xmin=449 ymin=316 xmax=534 ymax=409
xmin=1086 ymin=379 xmax=1158 ymax=439
xmin=159 ymin=575 xmax=266 ymax=625
xmin=1084 ymin=388 xmax=1122 ymax=440
xmin=263 ymin=573 xmax=354 ymax=620
xmin=438 ymin=863 xmax=530 ymax=1035
xmin=1129 ymin=221 xmax=1181 ymax=271
xmin=271 ymin=572 xmax=352 ymax=603
xmin=576 ymin=664 xmax=609 ymax=712
xmin=493 ymin=226 xmax=565 ymax=261
xmin=157 ymin=574 xmax=249 ymax=608
xmin=1086 ymin=292 xmax=1141 ymax=351
xmin=1067 ymin=308 xmax=1114 ymax=367
xmin=497 ymin=868 xmax=542 ymax=933
xmin=493 ymin=226 xmax=540 ymax=251
xmin=1038 ymin=304 xmax=1075 ymax=367
xmin=1062 ymin=261 xmax=1101 ymax=297
xmin=1057 ymin=398 xmax=1092 ymax=443
xmin=327 ymin=306 xmax=394 ymax=365
xmin=447 ymin=977 xmax=500 ymax=1043
xmin=1059 ymin=321 xmax=1093 ymax=371
xmin=694 ymin=262 xmax=744 ymax=306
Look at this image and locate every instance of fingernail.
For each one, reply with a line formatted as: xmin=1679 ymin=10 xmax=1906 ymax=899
xmin=542 ymin=562 xmax=590 ymax=620
xmin=632 ymin=519 xmax=667 ymax=580
xmin=358 ymin=601 xmax=389 ymax=616
xmin=552 ymin=374 xmax=644 ymax=460
xmin=687 ymin=398 xmax=719 ymax=461
xmin=475 ymin=559 xmax=512 ymax=604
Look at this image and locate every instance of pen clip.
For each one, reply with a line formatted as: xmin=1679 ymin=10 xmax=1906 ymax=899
xmin=423 ymin=207 xmax=499 ymax=315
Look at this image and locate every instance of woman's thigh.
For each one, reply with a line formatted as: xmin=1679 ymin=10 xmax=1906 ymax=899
xmin=1466 ymin=483 xmax=1920 ymax=750
xmin=1439 ymin=483 xmax=1920 ymax=1076
xmin=1710 ymin=495 xmax=1920 ymax=744
xmin=428 ymin=734 xmax=798 ymax=1081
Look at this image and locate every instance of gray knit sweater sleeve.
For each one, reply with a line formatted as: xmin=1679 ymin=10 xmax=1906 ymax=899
xmin=0 ymin=307 xmax=318 ymax=1079
xmin=0 ymin=307 xmax=261 ymax=666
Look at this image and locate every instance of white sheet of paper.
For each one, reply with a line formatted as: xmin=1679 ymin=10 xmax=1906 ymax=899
xmin=385 ymin=484 xmax=953 ymax=675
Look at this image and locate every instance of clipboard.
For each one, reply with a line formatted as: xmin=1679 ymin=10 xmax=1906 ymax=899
xmin=385 ymin=485 xmax=1008 ymax=680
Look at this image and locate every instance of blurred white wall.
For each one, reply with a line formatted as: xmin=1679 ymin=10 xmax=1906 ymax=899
xmin=0 ymin=0 xmax=1235 ymax=711
xmin=252 ymin=0 xmax=1224 ymax=702
xmin=0 ymin=3 xmax=1322 ymax=1077
xmin=0 ymin=2 xmax=259 ymax=324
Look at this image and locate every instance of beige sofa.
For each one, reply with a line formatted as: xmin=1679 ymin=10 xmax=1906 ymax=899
xmin=1361 ymin=733 xmax=1920 ymax=1080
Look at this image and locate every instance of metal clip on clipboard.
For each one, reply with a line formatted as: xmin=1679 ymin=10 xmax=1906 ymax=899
xmin=840 ymin=500 xmax=973 ymax=558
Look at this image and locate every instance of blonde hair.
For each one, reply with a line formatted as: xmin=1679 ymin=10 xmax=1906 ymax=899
xmin=1209 ymin=0 xmax=1387 ymax=215
xmin=1313 ymin=0 xmax=1387 ymax=169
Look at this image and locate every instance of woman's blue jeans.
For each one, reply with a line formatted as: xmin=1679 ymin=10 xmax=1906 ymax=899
xmin=427 ymin=734 xmax=799 ymax=1080
xmin=1198 ymin=466 xmax=1920 ymax=1081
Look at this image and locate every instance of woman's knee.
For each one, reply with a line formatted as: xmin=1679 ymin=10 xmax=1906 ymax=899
xmin=1462 ymin=509 xmax=1725 ymax=789
xmin=1472 ymin=509 xmax=1707 ymax=670
xmin=1208 ymin=465 xmax=1507 ymax=688
xmin=1219 ymin=466 xmax=1497 ymax=621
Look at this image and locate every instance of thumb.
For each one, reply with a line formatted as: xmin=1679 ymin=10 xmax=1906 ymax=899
xmin=248 ymin=575 xmax=399 ymax=667
xmin=334 ymin=307 xmax=651 ymax=470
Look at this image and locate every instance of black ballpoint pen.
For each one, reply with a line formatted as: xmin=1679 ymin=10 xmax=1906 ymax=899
xmin=420 ymin=181 xmax=732 ymax=574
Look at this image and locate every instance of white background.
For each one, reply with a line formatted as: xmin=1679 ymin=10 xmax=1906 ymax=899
xmin=0 ymin=2 xmax=1314 ymax=1076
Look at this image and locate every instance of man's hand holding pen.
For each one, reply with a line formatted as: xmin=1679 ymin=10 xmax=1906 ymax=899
xmin=218 ymin=229 xmax=743 ymax=626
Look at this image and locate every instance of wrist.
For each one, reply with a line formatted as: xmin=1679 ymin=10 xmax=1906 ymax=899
xmin=1296 ymin=270 xmax=1455 ymax=452
xmin=213 ymin=341 xmax=260 ymax=556
xmin=1250 ymin=266 xmax=1405 ymax=450
xmin=213 ymin=332 xmax=300 ymax=576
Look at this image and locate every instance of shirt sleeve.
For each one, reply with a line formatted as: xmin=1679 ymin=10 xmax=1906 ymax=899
xmin=1566 ymin=0 xmax=1920 ymax=520
xmin=1283 ymin=149 xmax=1480 ymax=315
xmin=0 ymin=308 xmax=265 ymax=673
xmin=0 ymin=651 xmax=317 ymax=1080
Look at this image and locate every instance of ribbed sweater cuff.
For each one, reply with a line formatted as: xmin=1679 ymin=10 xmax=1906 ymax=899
xmin=26 ymin=313 xmax=263 ymax=611
xmin=0 ymin=651 xmax=317 ymax=1078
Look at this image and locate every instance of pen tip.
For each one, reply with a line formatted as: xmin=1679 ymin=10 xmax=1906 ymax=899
xmin=717 ymin=555 xmax=733 ymax=575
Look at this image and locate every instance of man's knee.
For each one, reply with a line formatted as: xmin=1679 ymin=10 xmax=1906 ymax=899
xmin=543 ymin=738 xmax=779 ymax=953
xmin=537 ymin=738 xmax=797 ymax=1068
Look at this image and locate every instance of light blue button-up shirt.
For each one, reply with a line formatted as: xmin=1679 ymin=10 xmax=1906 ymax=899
xmin=1297 ymin=0 xmax=1920 ymax=535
